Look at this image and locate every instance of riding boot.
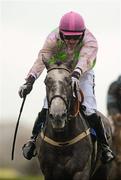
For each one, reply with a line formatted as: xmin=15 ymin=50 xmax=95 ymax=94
xmin=86 ymin=113 xmax=115 ymax=164
xmin=22 ymin=108 xmax=47 ymax=160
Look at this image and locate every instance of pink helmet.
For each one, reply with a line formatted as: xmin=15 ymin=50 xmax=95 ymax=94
xmin=59 ymin=11 xmax=85 ymax=36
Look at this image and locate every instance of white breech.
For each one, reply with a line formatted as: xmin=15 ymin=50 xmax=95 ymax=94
xmin=43 ymin=69 xmax=97 ymax=116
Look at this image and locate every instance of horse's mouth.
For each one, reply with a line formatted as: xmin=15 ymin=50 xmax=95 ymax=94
xmin=51 ymin=120 xmax=66 ymax=130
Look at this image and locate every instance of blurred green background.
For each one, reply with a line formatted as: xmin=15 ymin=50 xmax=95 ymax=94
xmin=0 ymin=121 xmax=44 ymax=180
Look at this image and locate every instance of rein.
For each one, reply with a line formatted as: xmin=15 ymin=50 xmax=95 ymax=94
xmin=41 ymin=94 xmax=89 ymax=147
xmin=48 ymin=91 xmax=83 ymax=118
xmin=47 ymin=66 xmax=84 ymax=117
xmin=47 ymin=66 xmax=71 ymax=113
xmin=42 ymin=66 xmax=89 ymax=147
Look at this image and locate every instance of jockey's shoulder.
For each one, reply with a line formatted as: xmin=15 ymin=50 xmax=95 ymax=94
xmin=46 ymin=27 xmax=60 ymax=41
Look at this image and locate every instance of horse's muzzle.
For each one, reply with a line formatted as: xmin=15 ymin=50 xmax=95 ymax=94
xmin=49 ymin=113 xmax=67 ymax=130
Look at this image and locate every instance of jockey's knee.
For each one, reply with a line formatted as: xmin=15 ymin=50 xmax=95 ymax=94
xmin=82 ymin=106 xmax=96 ymax=116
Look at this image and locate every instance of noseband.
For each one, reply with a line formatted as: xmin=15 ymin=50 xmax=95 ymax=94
xmin=48 ymin=95 xmax=68 ymax=109
xmin=47 ymin=67 xmax=71 ymax=113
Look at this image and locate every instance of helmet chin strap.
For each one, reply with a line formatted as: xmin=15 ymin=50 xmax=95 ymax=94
xmin=59 ymin=31 xmax=64 ymax=41
xmin=77 ymin=30 xmax=85 ymax=45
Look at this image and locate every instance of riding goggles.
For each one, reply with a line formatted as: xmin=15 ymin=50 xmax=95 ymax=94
xmin=63 ymin=35 xmax=82 ymax=40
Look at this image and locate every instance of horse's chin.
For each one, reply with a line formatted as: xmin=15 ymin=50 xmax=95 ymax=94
xmin=51 ymin=121 xmax=66 ymax=131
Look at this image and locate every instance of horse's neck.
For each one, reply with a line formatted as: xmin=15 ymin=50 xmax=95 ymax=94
xmin=45 ymin=115 xmax=87 ymax=141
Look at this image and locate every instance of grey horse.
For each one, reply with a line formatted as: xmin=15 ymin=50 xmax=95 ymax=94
xmin=36 ymin=62 xmax=113 ymax=180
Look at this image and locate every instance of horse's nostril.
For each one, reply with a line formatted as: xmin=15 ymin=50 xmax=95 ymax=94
xmin=49 ymin=113 xmax=53 ymax=119
xmin=62 ymin=113 xmax=67 ymax=118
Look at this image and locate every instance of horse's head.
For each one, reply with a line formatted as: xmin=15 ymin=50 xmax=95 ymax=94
xmin=43 ymin=57 xmax=73 ymax=130
xmin=45 ymin=65 xmax=72 ymax=130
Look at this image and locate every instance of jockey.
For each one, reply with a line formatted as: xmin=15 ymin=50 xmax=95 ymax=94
xmin=19 ymin=11 xmax=114 ymax=163
xmin=107 ymin=75 xmax=121 ymax=120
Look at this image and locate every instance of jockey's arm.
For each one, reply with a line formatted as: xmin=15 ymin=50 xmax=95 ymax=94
xmin=74 ymin=29 xmax=98 ymax=75
xmin=26 ymin=31 xmax=57 ymax=80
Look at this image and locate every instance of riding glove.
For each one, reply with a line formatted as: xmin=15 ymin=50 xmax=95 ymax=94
xmin=19 ymin=75 xmax=35 ymax=98
xmin=71 ymin=69 xmax=82 ymax=91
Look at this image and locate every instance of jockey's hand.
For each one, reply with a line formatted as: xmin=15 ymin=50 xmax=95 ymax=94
xmin=71 ymin=70 xmax=81 ymax=94
xmin=18 ymin=75 xmax=35 ymax=98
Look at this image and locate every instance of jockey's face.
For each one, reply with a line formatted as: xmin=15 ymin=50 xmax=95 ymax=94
xmin=63 ymin=35 xmax=82 ymax=48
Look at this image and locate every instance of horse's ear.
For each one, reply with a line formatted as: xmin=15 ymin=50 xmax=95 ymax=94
xmin=42 ymin=54 xmax=50 ymax=69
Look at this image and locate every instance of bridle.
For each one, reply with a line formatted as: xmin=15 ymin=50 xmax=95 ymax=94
xmin=41 ymin=67 xmax=90 ymax=147
xmin=47 ymin=67 xmax=71 ymax=74
xmin=46 ymin=67 xmax=72 ymax=116
xmin=48 ymin=95 xmax=69 ymax=110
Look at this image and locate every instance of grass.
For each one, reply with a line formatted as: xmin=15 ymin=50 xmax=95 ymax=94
xmin=0 ymin=176 xmax=44 ymax=180
xmin=0 ymin=168 xmax=44 ymax=180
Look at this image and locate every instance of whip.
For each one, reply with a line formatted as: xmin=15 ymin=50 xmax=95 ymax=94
xmin=11 ymin=95 xmax=26 ymax=160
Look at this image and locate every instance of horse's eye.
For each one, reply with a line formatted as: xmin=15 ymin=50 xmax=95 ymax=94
xmin=64 ymin=77 xmax=68 ymax=82
xmin=45 ymin=77 xmax=54 ymax=85
xmin=62 ymin=112 xmax=67 ymax=118
xmin=64 ymin=77 xmax=71 ymax=83
xmin=69 ymin=79 xmax=72 ymax=85
xmin=44 ymin=77 xmax=47 ymax=85
xmin=49 ymin=113 xmax=53 ymax=119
